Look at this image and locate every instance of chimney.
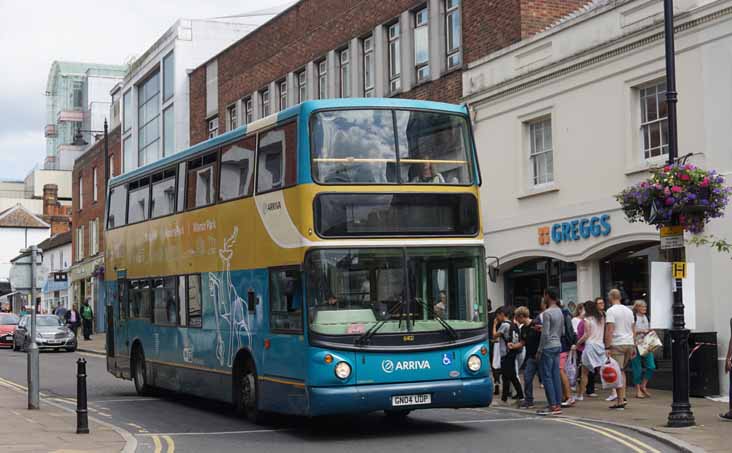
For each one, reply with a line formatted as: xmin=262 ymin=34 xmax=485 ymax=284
xmin=43 ymin=184 xmax=59 ymax=216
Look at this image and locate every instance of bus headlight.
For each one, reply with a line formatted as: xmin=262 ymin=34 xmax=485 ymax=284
xmin=334 ymin=361 xmax=351 ymax=380
xmin=467 ymin=354 xmax=482 ymax=372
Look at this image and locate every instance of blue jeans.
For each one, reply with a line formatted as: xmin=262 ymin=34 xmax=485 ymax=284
xmin=523 ymin=357 xmax=539 ymax=404
xmin=539 ymin=347 xmax=563 ymax=407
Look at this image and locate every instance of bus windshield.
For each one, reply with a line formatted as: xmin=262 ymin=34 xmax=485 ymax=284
xmin=306 ymin=247 xmax=486 ymax=337
xmin=311 ymin=109 xmax=474 ymax=184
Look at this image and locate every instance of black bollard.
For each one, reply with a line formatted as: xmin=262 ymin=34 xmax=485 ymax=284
xmin=76 ymin=358 xmax=89 ymax=434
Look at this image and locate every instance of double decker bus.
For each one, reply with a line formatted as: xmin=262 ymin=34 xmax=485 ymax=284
xmin=104 ymin=99 xmax=492 ymax=421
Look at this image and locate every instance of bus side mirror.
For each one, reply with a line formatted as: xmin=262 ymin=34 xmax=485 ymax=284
xmin=488 ymin=266 xmax=499 ymax=283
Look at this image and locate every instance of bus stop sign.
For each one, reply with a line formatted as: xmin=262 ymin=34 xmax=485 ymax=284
xmin=9 ymin=252 xmax=45 ymax=293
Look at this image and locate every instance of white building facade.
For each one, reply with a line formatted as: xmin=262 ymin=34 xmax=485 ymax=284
xmin=120 ymin=19 xmax=253 ymax=173
xmin=465 ymin=0 xmax=732 ymax=394
xmin=36 ymin=231 xmax=72 ymax=313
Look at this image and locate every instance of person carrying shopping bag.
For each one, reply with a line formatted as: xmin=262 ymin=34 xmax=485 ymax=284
xmin=630 ymin=300 xmax=656 ymax=399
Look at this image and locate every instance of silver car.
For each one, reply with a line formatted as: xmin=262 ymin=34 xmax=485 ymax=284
xmin=13 ymin=315 xmax=77 ymax=352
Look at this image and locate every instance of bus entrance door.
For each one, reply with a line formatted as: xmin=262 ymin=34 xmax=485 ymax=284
xmin=116 ymin=272 xmax=131 ymax=379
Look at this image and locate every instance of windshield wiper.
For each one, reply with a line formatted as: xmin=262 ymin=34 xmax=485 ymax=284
xmin=412 ymin=297 xmax=458 ymax=341
xmin=355 ymin=300 xmax=405 ymax=346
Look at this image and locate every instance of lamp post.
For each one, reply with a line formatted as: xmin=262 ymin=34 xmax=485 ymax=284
xmin=662 ymin=0 xmax=695 ymax=428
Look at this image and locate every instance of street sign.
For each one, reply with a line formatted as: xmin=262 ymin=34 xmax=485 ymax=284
xmin=672 ymin=262 xmax=687 ymax=279
xmin=660 ymin=226 xmax=684 ymax=250
xmin=9 ymin=252 xmax=45 ymax=293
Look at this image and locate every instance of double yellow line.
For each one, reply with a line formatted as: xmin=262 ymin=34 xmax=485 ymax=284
xmin=152 ymin=434 xmax=175 ymax=453
xmin=555 ymin=418 xmax=661 ymax=453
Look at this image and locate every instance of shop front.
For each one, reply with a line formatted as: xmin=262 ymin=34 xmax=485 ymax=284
xmin=69 ymin=255 xmax=105 ymax=333
xmin=486 ymin=209 xmax=660 ymax=314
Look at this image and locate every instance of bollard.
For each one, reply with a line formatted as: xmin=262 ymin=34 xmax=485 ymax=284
xmin=76 ymin=358 xmax=89 ymax=434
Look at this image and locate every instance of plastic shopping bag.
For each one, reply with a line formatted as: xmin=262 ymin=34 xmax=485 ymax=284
xmin=600 ymin=357 xmax=625 ymax=389
xmin=492 ymin=342 xmax=501 ymax=370
xmin=638 ymin=331 xmax=663 ymax=357
xmin=565 ymin=350 xmax=578 ymax=388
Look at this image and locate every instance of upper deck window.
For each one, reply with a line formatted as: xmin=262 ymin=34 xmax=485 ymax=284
xmin=186 ymin=153 xmax=218 ymax=209
xmin=127 ymin=177 xmax=150 ymax=224
xmin=311 ymin=109 xmax=473 ymax=185
xmin=256 ymin=122 xmax=297 ymax=194
xmin=107 ymin=185 xmax=128 ymax=229
xmin=150 ymin=168 xmax=176 ymax=218
xmin=220 ymin=136 xmax=255 ymax=201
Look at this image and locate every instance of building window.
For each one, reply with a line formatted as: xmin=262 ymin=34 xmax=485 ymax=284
xmin=72 ymin=81 xmax=83 ymax=109
xmin=387 ymin=22 xmax=401 ymax=93
xmin=414 ymin=7 xmax=430 ymax=83
xmin=208 ymin=116 xmax=219 ymax=139
xmin=109 ymin=155 xmax=115 ymax=178
xmin=78 ymin=176 xmax=83 ymax=210
xmin=445 ymin=0 xmax=461 ymax=69
xmin=76 ymin=226 xmax=85 ymax=261
xmin=317 ymin=60 xmax=327 ymax=99
xmin=93 ymin=168 xmax=98 ymax=203
xmin=227 ymin=104 xmax=238 ymax=131
xmin=338 ymin=48 xmax=350 ymax=98
xmin=138 ymin=71 xmax=161 ymax=167
xmin=363 ymin=36 xmax=375 ymax=97
xmin=640 ymin=80 xmax=668 ymax=159
xmin=278 ymin=80 xmax=288 ymax=111
xmin=261 ymin=88 xmax=271 ymax=117
xmin=163 ymin=51 xmax=175 ymax=101
xmin=123 ymin=136 xmax=133 ymax=173
xmin=206 ymin=60 xmax=218 ymax=117
xmin=244 ymin=97 xmax=253 ymax=124
xmin=528 ymin=117 xmax=554 ymax=186
xmin=89 ymin=219 xmax=98 ymax=256
xmin=123 ymin=90 xmax=132 ymax=132
xmin=163 ymin=106 xmax=174 ymax=156
xmin=297 ymin=70 xmax=307 ymax=103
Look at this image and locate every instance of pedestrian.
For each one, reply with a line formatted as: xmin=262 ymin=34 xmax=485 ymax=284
xmin=517 ymin=306 xmax=541 ymax=409
xmin=572 ymin=303 xmax=584 ymax=334
xmin=536 ymin=288 xmax=564 ymax=416
xmin=576 ymin=299 xmax=606 ymax=400
xmin=596 ymin=296 xmax=606 ymax=314
xmin=630 ymin=300 xmax=656 ymax=399
xmin=495 ymin=306 xmax=524 ymax=404
xmin=65 ymin=303 xmax=81 ymax=337
xmin=488 ymin=302 xmax=502 ymax=397
xmin=719 ymin=317 xmax=732 ymax=422
xmin=604 ymin=288 xmax=636 ymax=410
xmin=54 ymin=303 xmax=67 ymax=319
xmin=81 ymin=298 xmax=94 ymax=340
xmin=559 ymin=301 xmax=578 ymax=408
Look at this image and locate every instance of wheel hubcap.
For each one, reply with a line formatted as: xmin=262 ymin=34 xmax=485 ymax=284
xmin=241 ymin=373 xmax=255 ymax=410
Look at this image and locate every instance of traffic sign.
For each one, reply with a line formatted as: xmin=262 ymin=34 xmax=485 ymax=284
xmin=672 ymin=262 xmax=687 ymax=279
xmin=660 ymin=226 xmax=684 ymax=250
xmin=9 ymin=251 xmax=45 ymax=292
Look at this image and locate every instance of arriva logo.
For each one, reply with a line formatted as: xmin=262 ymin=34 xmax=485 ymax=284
xmin=381 ymin=359 xmax=431 ymax=373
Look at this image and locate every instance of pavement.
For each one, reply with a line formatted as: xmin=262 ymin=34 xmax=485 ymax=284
xmin=498 ymin=382 xmax=731 ymax=453
xmin=0 ymin=372 xmax=130 ymax=452
xmin=1 ymin=345 xmax=728 ymax=453
xmin=75 ymin=336 xmax=105 ymax=355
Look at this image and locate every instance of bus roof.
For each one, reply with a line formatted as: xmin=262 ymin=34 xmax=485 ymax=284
xmin=109 ymin=98 xmax=469 ymax=187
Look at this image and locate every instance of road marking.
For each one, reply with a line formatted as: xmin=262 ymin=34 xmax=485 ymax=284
xmin=555 ymin=419 xmax=647 ymax=453
xmin=563 ymin=419 xmax=662 ymax=453
xmin=163 ymin=435 xmax=175 ymax=453
xmin=152 ymin=435 xmax=162 ymax=453
xmin=138 ymin=428 xmax=289 ymax=437
xmin=448 ymin=417 xmax=542 ymax=425
xmin=91 ymin=397 xmax=160 ymax=403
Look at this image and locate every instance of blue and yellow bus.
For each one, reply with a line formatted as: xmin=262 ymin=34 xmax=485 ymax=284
xmin=104 ymin=98 xmax=492 ymax=421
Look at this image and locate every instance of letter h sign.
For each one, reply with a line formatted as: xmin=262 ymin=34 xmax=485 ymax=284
xmin=538 ymin=226 xmax=551 ymax=246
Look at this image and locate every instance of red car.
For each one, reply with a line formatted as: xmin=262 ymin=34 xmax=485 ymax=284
xmin=0 ymin=313 xmax=20 ymax=348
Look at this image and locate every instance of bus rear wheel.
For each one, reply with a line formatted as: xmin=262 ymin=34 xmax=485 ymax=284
xmin=234 ymin=366 xmax=264 ymax=424
xmin=132 ymin=348 xmax=153 ymax=396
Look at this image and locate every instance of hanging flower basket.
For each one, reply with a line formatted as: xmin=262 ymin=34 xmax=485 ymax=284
xmin=615 ymin=164 xmax=731 ymax=234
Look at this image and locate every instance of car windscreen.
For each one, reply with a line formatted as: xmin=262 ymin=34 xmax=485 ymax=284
xmin=36 ymin=316 xmax=63 ymax=327
xmin=0 ymin=315 xmax=19 ymax=325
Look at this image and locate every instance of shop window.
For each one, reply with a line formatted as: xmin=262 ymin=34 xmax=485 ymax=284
xmin=151 ymin=168 xmax=176 ymax=218
xmin=527 ymin=117 xmax=554 ymax=186
xmin=639 ymin=80 xmax=668 ymax=159
xmin=220 ymin=135 xmax=255 ymax=201
xmin=127 ymin=177 xmax=150 ymax=224
xmin=269 ymin=268 xmax=303 ymax=333
xmin=256 ymin=122 xmax=297 ymax=193
xmin=186 ymin=153 xmax=218 ymax=209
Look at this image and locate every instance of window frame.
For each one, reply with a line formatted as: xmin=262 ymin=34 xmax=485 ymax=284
xmin=296 ymin=70 xmax=307 ymax=104
xmin=317 ymin=59 xmax=327 ymax=100
xmin=150 ymin=166 xmax=178 ymax=220
xmin=185 ymin=152 xmax=219 ymax=211
xmin=387 ymin=21 xmax=401 ymax=94
xmin=255 ymin=119 xmax=299 ymax=195
xmin=338 ymin=48 xmax=350 ymax=98
xmin=185 ymin=274 xmax=203 ymax=329
xmin=244 ymin=97 xmax=253 ymax=124
xmin=93 ymin=168 xmax=98 ymax=203
xmin=137 ymin=70 xmax=162 ymax=167
xmin=122 ymin=89 xmax=132 ymax=133
xmin=162 ymin=51 xmax=175 ymax=102
xmin=227 ymin=103 xmax=238 ymax=131
xmin=218 ymin=134 xmax=257 ymax=203
xmin=268 ymin=265 xmax=304 ymax=334
xmin=106 ymin=184 xmax=128 ymax=230
xmin=126 ymin=176 xmax=152 ymax=225
xmin=152 ymin=276 xmax=179 ymax=327
xmin=260 ymin=88 xmax=271 ymax=117
xmin=414 ymin=6 xmax=430 ymax=84
xmin=208 ymin=115 xmax=219 ymax=139
xmin=362 ymin=35 xmax=375 ymax=97
xmin=445 ymin=0 xmax=462 ymax=70
xmin=278 ymin=79 xmax=288 ymax=111
xmin=78 ymin=175 xmax=83 ymax=211
xmin=638 ymin=80 xmax=669 ymax=160
xmin=163 ymin=105 xmax=175 ymax=157
xmin=527 ymin=116 xmax=554 ymax=187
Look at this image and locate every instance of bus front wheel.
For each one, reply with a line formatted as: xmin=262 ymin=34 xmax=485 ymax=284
xmin=132 ymin=347 xmax=153 ymax=396
xmin=234 ymin=366 xmax=264 ymax=424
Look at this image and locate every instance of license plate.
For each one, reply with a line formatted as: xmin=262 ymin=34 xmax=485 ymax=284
xmin=47 ymin=340 xmax=62 ymax=344
xmin=3 ymin=335 xmax=11 ymax=341
xmin=391 ymin=394 xmax=431 ymax=407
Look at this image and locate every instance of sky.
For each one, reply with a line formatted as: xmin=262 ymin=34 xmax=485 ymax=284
xmin=0 ymin=0 xmax=292 ymax=181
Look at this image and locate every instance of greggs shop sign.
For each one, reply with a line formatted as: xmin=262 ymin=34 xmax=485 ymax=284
xmin=538 ymin=214 xmax=611 ymax=246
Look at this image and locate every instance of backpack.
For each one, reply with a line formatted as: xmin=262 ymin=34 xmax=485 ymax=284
xmin=560 ymin=309 xmax=577 ymax=352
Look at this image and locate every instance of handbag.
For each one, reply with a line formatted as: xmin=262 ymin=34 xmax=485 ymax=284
xmin=491 ymin=341 xmax=502 ymax=370
xmin=565 ymin=350 xmax=578 ymax=388
xmin=638 ymin=331 xmax=663 ymax=357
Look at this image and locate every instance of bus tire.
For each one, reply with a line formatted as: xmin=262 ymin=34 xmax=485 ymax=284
xmin=384 ymin=410 xmax=411 ymax=421
xmin=234 ymin=361 xmax=264 ymax=424
xmin=132 ymin=346 xmax=153 ymax=396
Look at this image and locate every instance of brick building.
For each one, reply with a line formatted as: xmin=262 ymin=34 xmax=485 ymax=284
xmin=188 ymin=0 xmax=589 ymax=145
xmin=69 ymin=126 xmax=122 ymax=331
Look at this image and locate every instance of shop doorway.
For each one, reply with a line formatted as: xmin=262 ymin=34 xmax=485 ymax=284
xmin=600 ymin=242 xmax=660 ymax=310
xmin=504 ymin=258 xmax=577 ymax=317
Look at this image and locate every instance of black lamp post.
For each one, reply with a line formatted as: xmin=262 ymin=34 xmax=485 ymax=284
xmin=663 ymin=0 xmax=695 ymax=428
